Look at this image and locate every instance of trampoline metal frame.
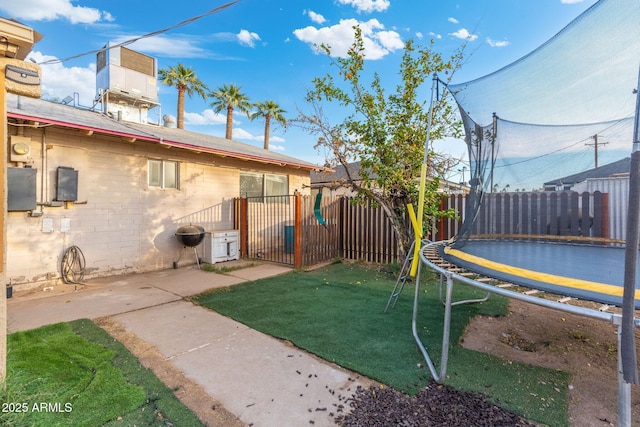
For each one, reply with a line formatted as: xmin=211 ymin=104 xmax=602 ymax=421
xmin=414 ymin=240 xmax=640 ymax=427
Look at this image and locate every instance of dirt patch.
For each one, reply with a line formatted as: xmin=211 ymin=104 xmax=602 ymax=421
xmin=460 ymin=299 xmax=640 ymax=426
xmin=94 ymin=317 xmax=245 ymax=427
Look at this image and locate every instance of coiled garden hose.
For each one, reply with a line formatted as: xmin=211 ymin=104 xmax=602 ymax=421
xmin=61 ymin=245 xmax=86 ymax=284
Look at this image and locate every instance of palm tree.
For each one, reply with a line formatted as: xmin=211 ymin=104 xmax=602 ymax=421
xmin=158 ymin=63 xmax=208 ymax=129
xmin=250 ymin=100 xmax=287 ymax=150
xmin=209 ymin=84 xmax=252 ymax=139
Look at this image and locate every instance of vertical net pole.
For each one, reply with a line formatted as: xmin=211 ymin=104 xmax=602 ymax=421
xmin=410 ymin=74 xmax=438 ymax=276
xmin=621 ymin=66 xmax=640 ymax=386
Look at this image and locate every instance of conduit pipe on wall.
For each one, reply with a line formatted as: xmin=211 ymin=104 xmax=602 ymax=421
xmin=36 ymin=127 xmax=46 ymax=216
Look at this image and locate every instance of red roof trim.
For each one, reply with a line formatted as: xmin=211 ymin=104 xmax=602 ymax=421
xmin=8 ymin=111 xmax=157 ymax=142
xmin=8 ymin=110 xmax=319 ymax=171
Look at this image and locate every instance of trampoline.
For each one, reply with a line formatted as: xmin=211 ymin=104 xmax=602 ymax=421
xmin=396 ymin=1 xmax=640 ymax=423
xmin=410 ymin=240 xmax=640 ymax=425
xmin=441 ymin=240 xmax=640 ymax=309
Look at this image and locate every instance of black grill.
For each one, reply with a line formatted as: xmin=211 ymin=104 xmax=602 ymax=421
xmin=175 ymin=225 xmax=205 ymax=247
xmin=173 ymin=225 xmax=205 ymax=269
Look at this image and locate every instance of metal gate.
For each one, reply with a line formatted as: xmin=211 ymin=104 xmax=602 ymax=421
xmin=238 ymin=194 xmax=341 ymax=267
xmin=244 ymin=195 xmax=296 ymax=265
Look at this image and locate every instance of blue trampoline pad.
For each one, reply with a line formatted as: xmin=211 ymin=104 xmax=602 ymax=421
xmin=441 ymin=240 xmax=640 ymax=309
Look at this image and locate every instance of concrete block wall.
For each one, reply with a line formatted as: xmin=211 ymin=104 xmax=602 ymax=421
xmin=6 ymin=125 xmax=310 ymax=290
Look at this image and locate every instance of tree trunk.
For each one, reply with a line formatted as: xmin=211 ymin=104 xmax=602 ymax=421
xmin=386 ymin=207 xmax=411 ymax=262
xmin=366 ymin=192 xmax=411 ymax=263
xmin=177 ymin=87 xmax=185 ymax=129
xmin=226 ymin=105 xmax=234 ymax=139
xmin=263 ymin=114 xmax=271 ymax=150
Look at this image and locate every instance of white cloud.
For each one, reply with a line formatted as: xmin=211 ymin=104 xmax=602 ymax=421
xmin=448 ymin=17 xmax=459 ymax=24
xmin=415 ymin=32 xmax=424 ymax=39
xmin=336 ymin=0 xmax=391 ymax=13
xmin=428 ymin=31 xmax=442 ymax=40
xmin=237 ymin=29 xmax=261 ymax=47
xmin=486 ymin=37 xmax=510 ymax=48
xmin=232 ymin=129 xmax=285 ymax=147
xmin=233 ymin=128 xmax=260 ymax=141
xmin=110 ymin=34 xmax=209 ymax=58
xmin=0 ymin=0 xmax=112 ymax=24
xmin=184 ymin=109 xmax=226 ymax=126
xmin=372 ymin=30 xmax=404 ymax=52
xmin=293 ymin=18 xmax=403 ymax=60
xmin=27 ymin=51 xmax=96 ymax=105
xmin=306 ymin=10 xmax=326 ymax=24
xmin=449 ymin=28 xmax=478 ymax=41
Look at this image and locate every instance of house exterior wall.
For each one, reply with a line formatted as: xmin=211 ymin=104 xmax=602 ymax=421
xmin=6 ymin=124 xmax=310 ymax=290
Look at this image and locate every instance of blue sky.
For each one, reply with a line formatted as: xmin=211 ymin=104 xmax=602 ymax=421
xmin=1 ymin=0 xmax=598 ymax=179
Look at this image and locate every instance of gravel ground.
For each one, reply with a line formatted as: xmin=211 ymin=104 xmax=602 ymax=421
xmin=335 ymin=382 xmax=537 ymax=427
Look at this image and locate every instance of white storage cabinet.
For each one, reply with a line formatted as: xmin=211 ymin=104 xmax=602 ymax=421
xmin=202 ymin=230 xmax=240 ymax=264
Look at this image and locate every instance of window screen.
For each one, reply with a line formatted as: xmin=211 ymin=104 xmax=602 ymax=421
xmin=148 ymin=159 xmax=178 ymax=189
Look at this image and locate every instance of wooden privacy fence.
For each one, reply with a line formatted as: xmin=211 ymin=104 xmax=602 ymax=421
xmin=236 ymin=194 xmax=402 ymax=267
xmin=431 ymin=191 xmax=610 ymax=241
xmin=300 ymin=195 xmax=341 ymax=266
xmin=339 ymin=197 xmax=402 ymax=264
xmin=236 ymin=190 xmax=611 ymax=268
xmin=432 ymin=193 xmax=466 ymax=242
xmin=472 ymin=191 xmax=609 ymax=239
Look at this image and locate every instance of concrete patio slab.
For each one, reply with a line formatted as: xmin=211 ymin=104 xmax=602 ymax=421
xmin=6 ymin=262 xmax=375 ymax=426
xmin=7 ymin=283 xmax=181 ymax=333
xmin=113 ymin=301 xmax=373 ymax=427
xmin=150 ymin=268 xmax=247 ymax=296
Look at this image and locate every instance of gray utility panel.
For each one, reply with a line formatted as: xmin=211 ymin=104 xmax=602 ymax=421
xmin=8 ymin=167 xmax=37 ymax=211
xmin=56 ymin=166 xmax=78 ymax=202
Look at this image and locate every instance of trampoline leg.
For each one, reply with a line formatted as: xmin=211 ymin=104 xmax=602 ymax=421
xmin=617 ymin=322 xmax=632 ymax=427
xmin=438 ymin=268 xmax=491 ymax=307
xmin=411 ymin=261 xmax=452 ymax=384
xmin=439 ymin=273 xmax=453 ymax=382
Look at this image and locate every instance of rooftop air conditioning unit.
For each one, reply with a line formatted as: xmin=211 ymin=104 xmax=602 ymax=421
xmin=96 ymin=43 xmax=158 ymax=104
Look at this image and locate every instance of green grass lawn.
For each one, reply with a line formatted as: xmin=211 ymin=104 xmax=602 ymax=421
xmin=1 ymin=319 xmax=203 ymax=427
xmin=194 ymin=261 xmax=569 ymax=427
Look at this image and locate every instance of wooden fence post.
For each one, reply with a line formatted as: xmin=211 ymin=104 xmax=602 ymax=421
xmin=601 ymin=192 xmax=610 ymax=240
xmin=437 ymin=196 xmax=446 ymax=241
xmin=339 ymin=197 xmax=345 ymax=258
xmin=238 ymin=197 xmax=248 ymax=257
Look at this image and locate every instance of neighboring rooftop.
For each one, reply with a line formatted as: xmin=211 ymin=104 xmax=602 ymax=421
xmin=311 ymin=161 xmax=367 ymax=186
xmin=543 ymin=157 xmax=630 ymax=190
xmin=311 ymin=161 xmax=469 ymax=194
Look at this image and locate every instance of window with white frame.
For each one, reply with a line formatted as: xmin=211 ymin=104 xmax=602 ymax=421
xmin=240 ymin=172 xmax=288 ymax=201
xmin=148 ymin=159 xmax=179 ymax=189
